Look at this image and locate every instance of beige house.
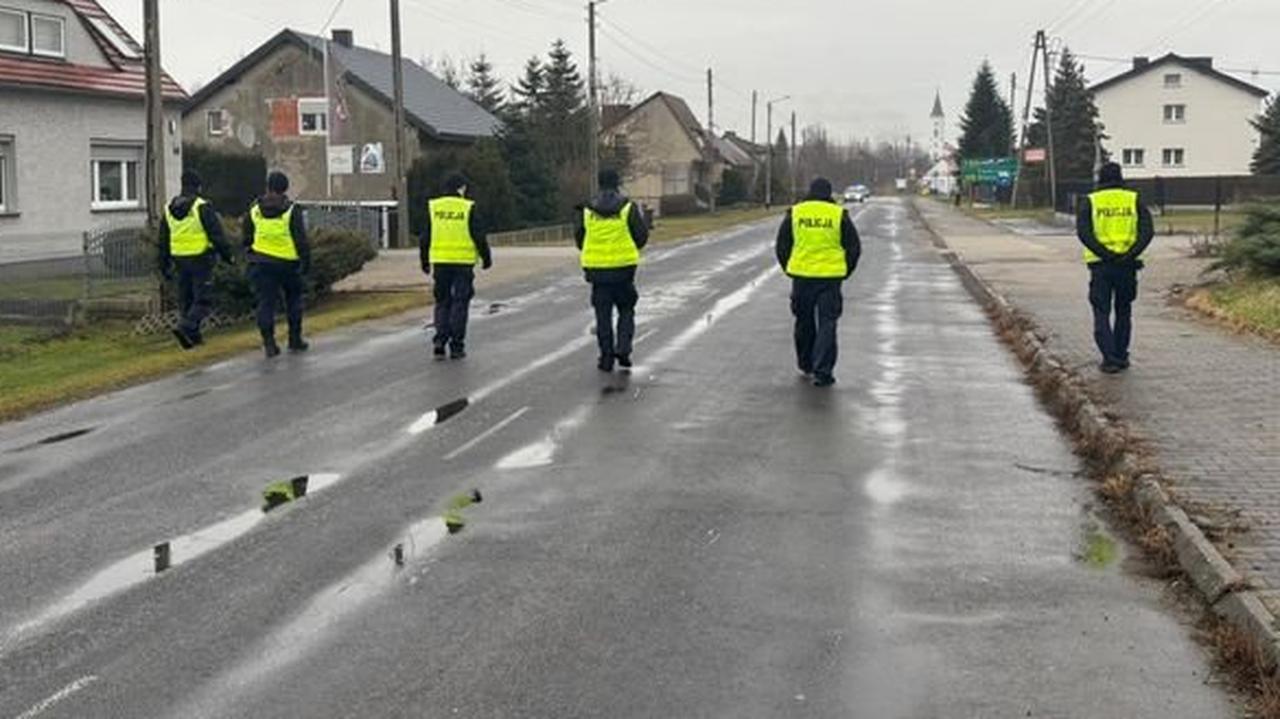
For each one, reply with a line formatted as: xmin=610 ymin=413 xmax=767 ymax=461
xmin=600 ymin=92 xmax=720 ymax=215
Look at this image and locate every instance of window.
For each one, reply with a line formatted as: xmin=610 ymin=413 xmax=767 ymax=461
xmin=298 ymin=98 xmax=328 ymax=136
xmin=1162 ymin=148 xmax=1185 ymax=167
xmin=1164 ymin=73 xmax=1183 ymax=88
xmin=1164 ymin=104 xmax=1186 ymax=123
xmin=85 ymin=16 xmax=141 ymax=59
xmin=207 ymin=110 xmax=226 ymax=136
xmin=0 ymin=137 xmax=12 ymax=212
xmin=30 ymin=14 xmax=64 ymax=58
xmin=661 ymin=163 xmax=690 ymax=196
xmin=91 ymin=145 xmax=143 ymax=210
xmin=0 ymin=7 xmax=27 ymax=53
xmin=1122 ymin=148 xmax=1145 ymax=167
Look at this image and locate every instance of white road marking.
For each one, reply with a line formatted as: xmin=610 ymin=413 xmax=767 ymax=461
xmin=15 ymin=675 xmax=99 ymax=719
xmin=443 ymin=407 xmax=530 ymax=461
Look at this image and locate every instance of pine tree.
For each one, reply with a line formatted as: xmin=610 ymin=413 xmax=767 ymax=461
xmin=509 ymin=56 xmax=544 ymax=118
xmin=958 ymin=61 xmax=1014 ymax=160
xmin=1028 ymin=47 xmax=1105 ymax=181
xmin=465 ymin=54 xmax=504 ymax=113
xmin=1252 ymin=95 xmax=1280 ymax=175
xmin=541 ymin=39 xmax=585 ymax=120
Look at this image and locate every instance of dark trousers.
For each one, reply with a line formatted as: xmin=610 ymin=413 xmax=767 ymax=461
xmin=432 ymin=265 xmax=475 ymax=350
xmin=1088 ymin=263 xmax=1139 ymax=364
xmin=591 ymin=280 xmax=638 ymax=359
xmin=792 ymin=278 xmax=843 ymax=379
xmin=175 ymin=257 xmax=214 ymax=337
xmin=249 ymin=261 xmax=305 ymax=343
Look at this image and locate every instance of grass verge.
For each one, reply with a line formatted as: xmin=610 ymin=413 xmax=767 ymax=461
xmin=1154 ymin=209 xmax=1247 ymax=236
xmin=0 ymin=291 xmax=425 ymax=422
xmin=650 ymin=206 xmax=779 ymax=243
xmin=1188 ymin=278 xmax=1280 ymax=343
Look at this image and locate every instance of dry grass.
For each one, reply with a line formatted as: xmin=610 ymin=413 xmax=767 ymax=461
xmin=1188 ymin=280 xmax=1280 ymax=344
xmin=649 ymin=206 xmax=780 ymax=244
xmin=1206 ymin=619 xmax=1280 ymax=718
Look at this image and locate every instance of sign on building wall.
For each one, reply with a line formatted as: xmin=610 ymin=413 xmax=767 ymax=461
xmin=1023 ymin=148 xmax=1047 ymax=164
xmin=360 ymin=142 xmax=385 ymax=174
xmin=328 ymin=145 xmax=355 ymax=175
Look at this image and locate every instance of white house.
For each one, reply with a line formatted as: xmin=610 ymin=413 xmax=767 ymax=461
xmin=0 ymin=0 xmax=186 ymax=262
xmin=1091 ymin=54 xmax=1269 ymax=179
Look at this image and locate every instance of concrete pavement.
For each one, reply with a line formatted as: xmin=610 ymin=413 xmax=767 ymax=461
xmin=334 ymin=246 xmax=578 ymax=293
xmin=0 ymin=199 xmax=1235 ymax=717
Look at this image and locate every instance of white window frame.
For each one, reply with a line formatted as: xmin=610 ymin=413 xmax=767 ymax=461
xmin=91 ymin=155 xmax=142 ymax=210
xmin=1162 ymin=148 xmax=1185 ymax=168
xmin=1163 ymin=73 xmax=1183 ymax=89
xmin=298 ymin=98 xmax=328 ymax=136
xmin=0 ymin=150 xmax=8 ymax=212
xmin=30 ymin=13 xmax=64 ymax=58
xmin=1163 ymin=104 xmax=1186 ymax=124
xmin=1122 ymin=148 xmax=1145 ymax=168
xmin=0 ymin=7 xmax=28 ymax=54
xmin=85 ymin=16 xmax=140 ymax=59
xmin=207 ymin=109 xmax=226 ymax=136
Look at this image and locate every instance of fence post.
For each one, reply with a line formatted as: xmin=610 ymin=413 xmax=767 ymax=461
xmin=1213 ymin=177 xmax=1223 ymax=241
xmin=81 ymin=230 xmax=91 ymax=302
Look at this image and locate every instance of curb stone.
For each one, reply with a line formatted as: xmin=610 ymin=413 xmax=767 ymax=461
xmin=909 ymin=199 xmax=1278 ymax=671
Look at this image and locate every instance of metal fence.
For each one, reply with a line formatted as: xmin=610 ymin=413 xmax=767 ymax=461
xmin=0 ymin=255 xmax=84 ymax=324
xmin=489 ymin=224 xmax=575 ymax=246
xmin=1054 ymin=175 xmax=1280 ymax=214
xmin=301 ymin=202 xmax=394 ymax=250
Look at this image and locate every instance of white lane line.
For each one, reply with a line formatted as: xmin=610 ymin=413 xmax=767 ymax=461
xmin=643 ymin=265 xmax=780 ymax=368
xmin=15 ymin=675 xmax=99 ymax=719
xmin=443 ymin=407 xmax=531 ymax=461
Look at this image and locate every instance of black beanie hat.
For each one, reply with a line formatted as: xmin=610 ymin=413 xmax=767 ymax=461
xmin=809 ymin=177 xmax=833 ymax=199
xmin=1099 ymin=162 xmax=1123 ymax=185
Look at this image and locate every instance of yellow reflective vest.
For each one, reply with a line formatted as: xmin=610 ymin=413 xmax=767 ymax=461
xmin=428 ymin=196 xmax=478 ymax=265
xmin=1084 ymin=188 xmax=1140 ymax=264
xmin=581 ymin=202 xmax=640 ymax=270
xmin=250 ymin=203 xmax=299 ymax=261
xmin=166 ymin=198 xmax=211 ymax=257
xmin=787 ymin=201 xmax=847 ymax=278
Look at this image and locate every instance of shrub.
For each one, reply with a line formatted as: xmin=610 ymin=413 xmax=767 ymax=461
xmin=182 ymin=144 xmax=268 ymax=218
xmin=1212 ymin=202 xmax=1280 ymax=277
xmin=660 ymin=194 xmax=704 ymax=217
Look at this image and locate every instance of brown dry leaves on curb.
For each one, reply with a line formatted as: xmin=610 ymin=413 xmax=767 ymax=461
xmin=1205 ymin=619 xmax=1280 ymax=718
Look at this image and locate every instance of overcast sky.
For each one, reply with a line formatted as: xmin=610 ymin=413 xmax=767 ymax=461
xmin=100 ymin=0 xmax=1280 ymax=145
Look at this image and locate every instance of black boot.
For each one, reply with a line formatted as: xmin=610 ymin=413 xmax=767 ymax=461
xmin=263 ymin=337 xmax=281 ymax=359
xmin=288 ymin=336 xmax=310 ymax=353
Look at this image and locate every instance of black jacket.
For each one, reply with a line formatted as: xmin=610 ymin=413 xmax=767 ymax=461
xmin=775 ymin=193 xmax=861 ymax=279
xmin=419 ymin=196 xmax=492 ymax=272
xmin=242 ymin=193 xmax=311 ymax=272
xmin=157 ymin=194 xmax=232 ymax=271
xmin=1076 ymin=180 xmax=1155 ymax=267
xmin=572 ymin=190 xmax=650 ymax=284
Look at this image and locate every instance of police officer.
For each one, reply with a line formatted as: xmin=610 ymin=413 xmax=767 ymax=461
xmin=574 ymin=168 xmax=650 ymax=372
xmin=243 ymin=171 xmax=311 ymax=358
xmin=776 ymin=177 xmax=861 ymax=388
xmin=158 ymin=170 xmax=233 ymax=349
xmin=1076 ymin=162 xmax=1154 ymax=374
xmin=421 ymin=174 xmax=492 ymax=360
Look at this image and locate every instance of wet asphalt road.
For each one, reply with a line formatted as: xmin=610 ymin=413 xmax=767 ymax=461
xmin=0 ymin=199 xmax=1234 ymax=718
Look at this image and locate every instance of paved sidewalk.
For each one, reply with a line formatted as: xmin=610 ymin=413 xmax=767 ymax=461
xmin=915 ymin=199 xmax=1280 ymax=597
xmin=335 ymin=247 xmax=577 ymax=293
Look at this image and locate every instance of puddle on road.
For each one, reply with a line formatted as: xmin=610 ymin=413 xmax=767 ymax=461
xmin=7 ymin=473 xmax=343 ymax=642
xmin=865 ymin=468 xmax=911 ymax=505
xmin=7 ymin=427 xmax=97 ymax=454
xmin=495 ymin=405 xmax=592 ymax=471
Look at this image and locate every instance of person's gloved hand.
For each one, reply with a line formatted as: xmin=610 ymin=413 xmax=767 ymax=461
xmin=482 ymin=257 xmax=493 ymax=270
xmin=421 ymin=261 xmax=431 ymax=275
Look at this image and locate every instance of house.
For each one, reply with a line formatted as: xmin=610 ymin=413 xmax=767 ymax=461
xmin=0 ymin=0 xmax=186 ymax=262
xmin=183 ymin=29 xmax=501 ymax=208
xmin=599 ymin=91 xmax=720 ymax=215
xmin=1091 ymin=54 xmax=1269 ymax=178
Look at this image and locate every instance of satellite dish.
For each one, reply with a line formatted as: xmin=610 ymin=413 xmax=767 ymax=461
xmin=236 ymin=121 xmax=257 ymax=148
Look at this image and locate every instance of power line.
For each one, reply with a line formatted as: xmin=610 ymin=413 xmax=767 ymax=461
xmin=317 ymin=0 xmax=347 ymax=36
xmin=597 ymin=25 xmax=701 ymax=85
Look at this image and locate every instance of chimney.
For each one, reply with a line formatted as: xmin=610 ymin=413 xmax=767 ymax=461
xmin=1132 ymin=57 xmax=1149 ymax=69
xmin=1188 ymin=57 xmax=1214 ymax=69
xmin=332 ymin=29 xmax=354 ymax=49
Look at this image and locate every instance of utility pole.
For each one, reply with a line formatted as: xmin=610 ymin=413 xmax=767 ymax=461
xmin=142 ymin=0 xmax=165 ymax=228
xmin=1011 ymin=31 xmax=1043 ymax=209
xmin=764 ymin=95 xmax=789 ymax=207
xmin=790 ymin=110 xmax=797 ymax=202
xmin=587 ymin=1 xmax=603 ymax=196
xmin=1041 ymin=30 xmax=1058 ymax=213
xmin=1010 ymin=73 xmax=1017 ymax=116
xmin=750 ymin=90 xmax=757 ymax=144
xmin=706 ymin=68 xmax=716 ymax=213
xmin=390 ymin=0 xmax=409 ymax=249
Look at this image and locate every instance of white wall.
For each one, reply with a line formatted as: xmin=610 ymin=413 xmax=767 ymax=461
xmin=0 ymin=89 xmax=183 ymax=262
xmin=1096 ymin=62 xmax=1264 ymax=178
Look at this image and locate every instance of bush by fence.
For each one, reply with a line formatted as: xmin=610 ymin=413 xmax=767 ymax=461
xmin=182 ymin=144 xmax=268 ymax=218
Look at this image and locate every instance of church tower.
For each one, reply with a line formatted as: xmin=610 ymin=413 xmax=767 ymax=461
xmin=930 ymin=90 xmax=946 ymax=161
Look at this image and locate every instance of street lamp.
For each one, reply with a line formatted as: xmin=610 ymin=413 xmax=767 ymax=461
xmin=765 ymin=95 xmax=790 ymax=207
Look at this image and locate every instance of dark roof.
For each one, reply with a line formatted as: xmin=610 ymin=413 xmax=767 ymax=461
xmin=185 ymin=30 xmax=500 ymax=141
xmin=1090 ymin=53 xmax=1269 ymax=98
xmin=931 ymin=91 xmax=944 ymax=118
xmin=603 ymin=91 xmax=707 ymax=154
xmin=0 ymin=0 xmax=186 ymax=101
xmin=711 ymin=135 xmax=754 ymax=167
xmin=723 ymin=132 xmax=766 ymax=157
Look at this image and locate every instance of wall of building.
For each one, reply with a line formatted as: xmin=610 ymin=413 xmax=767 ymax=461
xmin=603 ymin=99 xmax=702 ymax=212
xmin=0 ymin=89 xmax=182 ymax=262
xmin=182 ymin=42 xmax=430 ymax=204
xmin=1097 ymin=65 xmax=1264 ymax=178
